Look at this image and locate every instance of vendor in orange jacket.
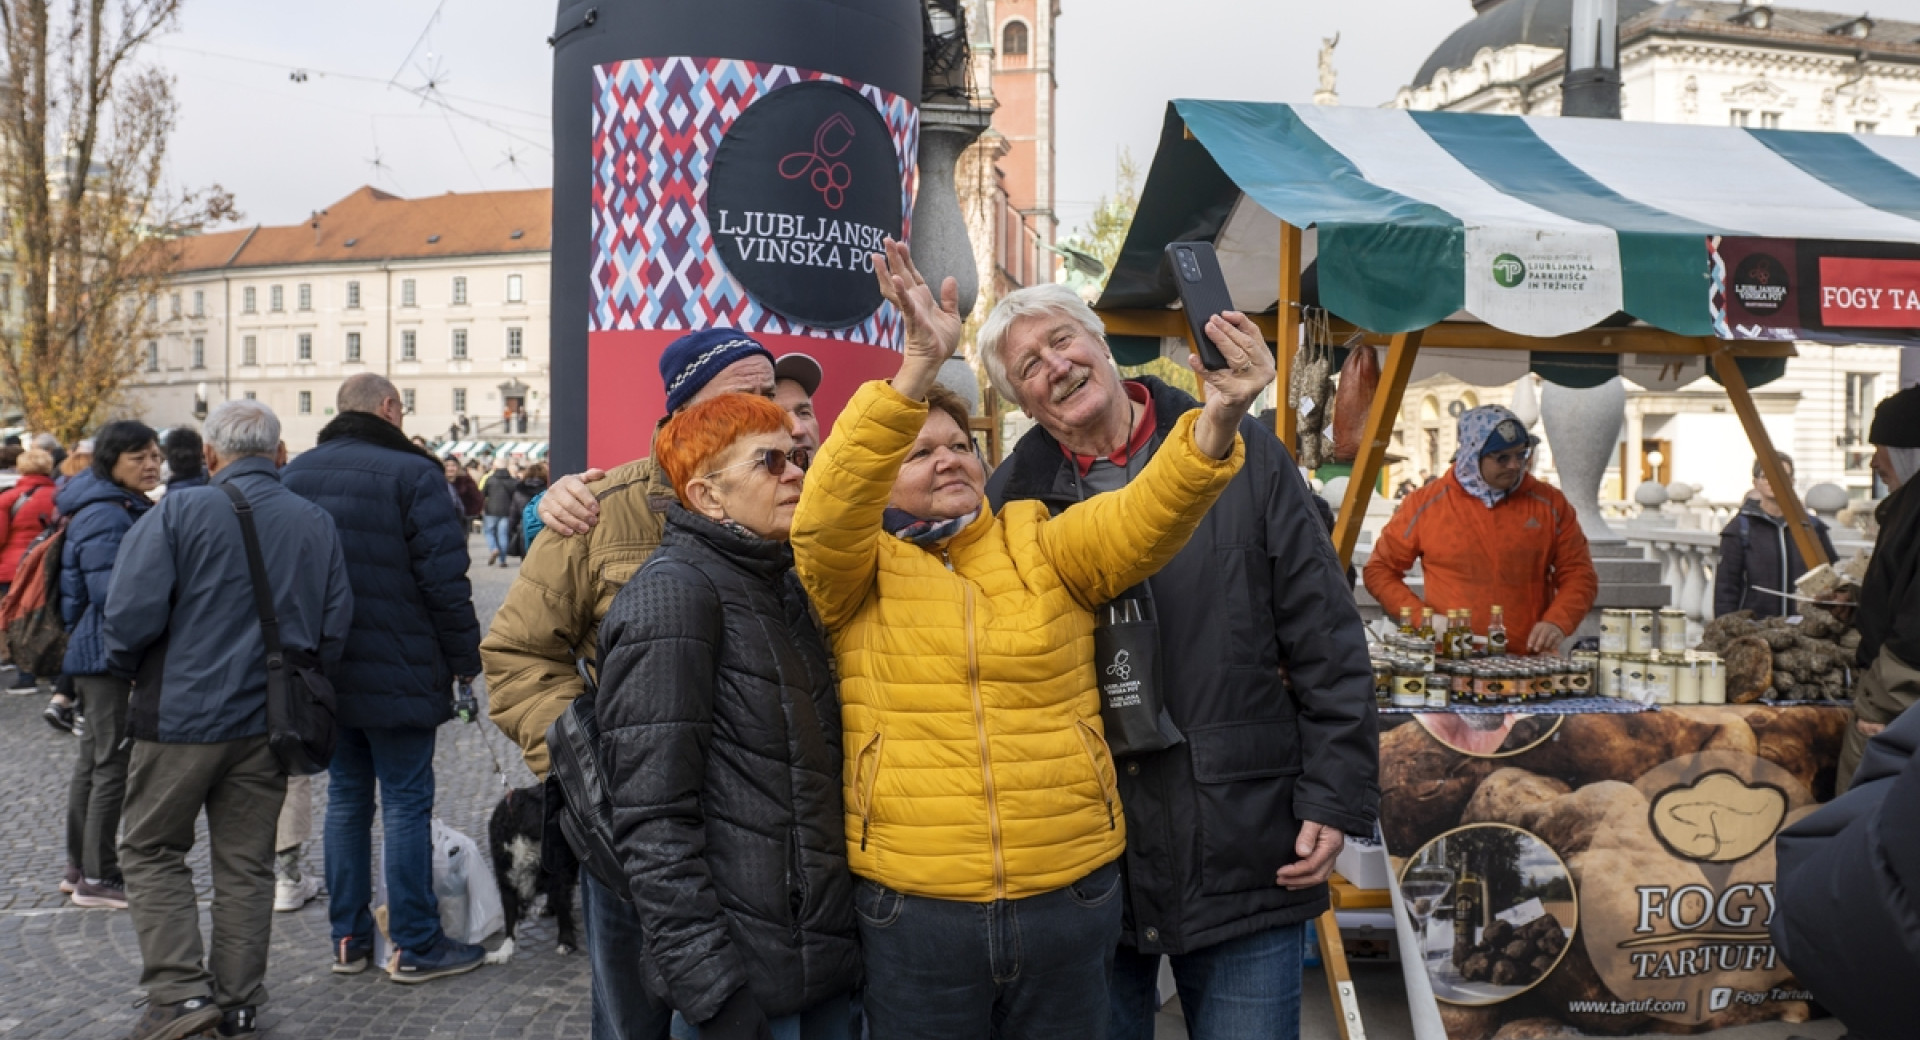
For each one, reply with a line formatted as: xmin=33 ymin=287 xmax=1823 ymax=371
xmin=1364 ymin=405 xmax=1598 ymax=654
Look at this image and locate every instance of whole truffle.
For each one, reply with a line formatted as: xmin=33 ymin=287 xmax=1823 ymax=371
xmin=1485 ymin=919 xmax=1515 ymax=947
xmin=1504 ymin=939 xmax=1534 ymax=962
xmin=1491 ymin=958 xmax=1523 ymax=986
xmin=1462 ymin=951 xmax=1494 ymax=982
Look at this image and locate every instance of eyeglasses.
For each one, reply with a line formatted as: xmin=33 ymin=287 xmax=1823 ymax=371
xmin=703 ymin=446 xmax=810 ymax=481
xmin=1484 ymin=448 xmax=1532 ymax=467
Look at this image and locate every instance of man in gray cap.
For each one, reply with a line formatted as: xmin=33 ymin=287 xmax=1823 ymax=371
xmin=1839 ymin=384 xmax=1920 ymax=792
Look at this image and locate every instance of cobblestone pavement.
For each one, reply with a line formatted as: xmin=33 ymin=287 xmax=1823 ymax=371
xmin=0 ymin=535 xmax=1847 ymax=1040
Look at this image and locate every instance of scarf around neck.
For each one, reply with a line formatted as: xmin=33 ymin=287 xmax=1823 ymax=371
xmin=883 ymin=507 xmax=978 ymax=548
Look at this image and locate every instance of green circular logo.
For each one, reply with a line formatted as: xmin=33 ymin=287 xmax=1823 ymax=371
xmin=1492 ymin=253 xmax=1527 ymax=288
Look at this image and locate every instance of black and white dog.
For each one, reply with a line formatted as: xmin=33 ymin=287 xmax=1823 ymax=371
xmin=485 ymin=784 xmax=581 ymax=963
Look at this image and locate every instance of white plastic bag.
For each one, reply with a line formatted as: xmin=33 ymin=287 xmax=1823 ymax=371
xmin=431 ymin=818 xmax=504 ymax=944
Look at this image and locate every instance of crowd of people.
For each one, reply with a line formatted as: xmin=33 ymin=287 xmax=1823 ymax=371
xmin=23 ymin=232 xmax=1920 ymax=1040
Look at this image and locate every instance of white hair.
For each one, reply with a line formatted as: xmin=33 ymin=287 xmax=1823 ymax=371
xmin=203 ymin=399 xmax=281 ymax=459
xmin=976 ymin=283 xmax=1110 ymax=407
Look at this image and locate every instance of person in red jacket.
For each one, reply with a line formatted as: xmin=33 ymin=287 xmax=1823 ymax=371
xmin=1364 ymin=406 xmax=1598 ymax=654
xmin=0 ymin=448 xmax=58 ymax=693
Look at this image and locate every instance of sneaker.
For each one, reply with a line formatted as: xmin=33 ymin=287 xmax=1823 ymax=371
xmin=273 ymin=873 xmax=320 ymax=912
xmin=389 ymin=935 xmax=485 ymax=984
xmin=73 ymin=876 xmax=129 ymax=909
xmin=331 ymin=936 xmax=373 ymax=975
xmin=42 ymin=699 xmax=74 ymax=733
xmin=59 ymin=863 xmax=79 ymax=894
xmin=5 ymin=678 xmax=37 ymax=694
xmin=123 ymin=996 xmax=221 ymax=1040
xmin=214 ymin=1005 xmax=257 ymax=1039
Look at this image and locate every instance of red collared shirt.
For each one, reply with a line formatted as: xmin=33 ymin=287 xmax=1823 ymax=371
xmin=1062 ymin=381 xmax=1157 ymax=478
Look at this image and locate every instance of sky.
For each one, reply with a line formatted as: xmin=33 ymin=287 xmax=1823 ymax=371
xmin=155 ymin=0 xmax=1920 ymax=237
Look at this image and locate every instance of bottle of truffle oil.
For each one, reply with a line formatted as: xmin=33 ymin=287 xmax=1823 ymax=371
xmin=1452 ymin=869 xmax=1485 ymax=967
xmin=1399 ymin=606 xmax=1416 ymax=637
xmin=1487 ymin=605 xmax=1508 ymax=657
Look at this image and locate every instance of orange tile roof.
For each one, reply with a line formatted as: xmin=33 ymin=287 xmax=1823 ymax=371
xmin=168 ymin=186 xmax=551 ymax=274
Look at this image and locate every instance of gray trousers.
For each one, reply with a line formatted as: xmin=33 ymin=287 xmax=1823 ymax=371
xmin=65 ymin=675 xmax=132 ymax=879
xmin=121 ymin=736 xmax=286 ymax=1008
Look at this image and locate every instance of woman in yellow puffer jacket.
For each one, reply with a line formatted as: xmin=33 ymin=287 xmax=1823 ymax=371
xmin=789 ymin=240 xmax=1276 ymax=1040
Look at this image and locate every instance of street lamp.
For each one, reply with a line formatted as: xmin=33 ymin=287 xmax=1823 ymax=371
xmin=193 ymin=382 xmax=208 ymax=420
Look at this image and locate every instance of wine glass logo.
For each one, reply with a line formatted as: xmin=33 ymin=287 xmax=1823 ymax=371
xmin=779 ymin=112 xmax=857 ymax=210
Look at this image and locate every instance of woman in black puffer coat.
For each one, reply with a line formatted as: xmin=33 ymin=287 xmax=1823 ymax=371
xmin=597 ymin=392 xmax=856 ymax=1040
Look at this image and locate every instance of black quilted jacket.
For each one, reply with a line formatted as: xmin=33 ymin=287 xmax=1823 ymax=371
xmin=597 ymin=507 xmax=858 ymax=1023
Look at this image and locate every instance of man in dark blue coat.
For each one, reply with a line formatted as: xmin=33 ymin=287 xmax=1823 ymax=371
xmin=107 ymin=400 xmax=352 ymax=1040
xmin=283 ymin=372 xmax=486 ymax=983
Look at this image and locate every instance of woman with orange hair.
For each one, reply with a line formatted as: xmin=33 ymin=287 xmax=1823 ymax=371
xmin=596 ymin=391 xmax=857 ymax=1040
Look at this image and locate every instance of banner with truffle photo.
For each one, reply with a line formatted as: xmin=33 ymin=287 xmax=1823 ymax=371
xmin=1380 ymin=705 xmax=1846 ymax=1038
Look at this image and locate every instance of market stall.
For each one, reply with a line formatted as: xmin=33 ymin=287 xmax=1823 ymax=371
xmin=1092 ymin=101 xmax=1920 ymax=1039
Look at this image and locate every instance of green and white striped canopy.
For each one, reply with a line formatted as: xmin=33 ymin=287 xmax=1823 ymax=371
xmin=1099 ymin=101 xmax=1920 ymax=384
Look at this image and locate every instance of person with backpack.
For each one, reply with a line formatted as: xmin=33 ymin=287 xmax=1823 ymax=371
xmin=56 ymin=421 xmax=162 ymax=910
xmin=106 ymin=400 xmax=353 ymax=1040
xmin=1713 ymin=453 xmax=1840 ymax=619
xmin=0 ymin=449 xmax=57 ymax=694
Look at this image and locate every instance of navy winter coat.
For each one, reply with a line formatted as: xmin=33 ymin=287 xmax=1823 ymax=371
xmin=1773 ymin=701 xmax=1920 ymax=1038
xmin=1713 ymin=498 xmax=1838 ymax=619
xmin=283 ymin=411 xmax=481 ymax=729
xmin=105 ymin=457 xmax=354 ymax=744
xmin=56 ymin=471 xmax=152 ymax=676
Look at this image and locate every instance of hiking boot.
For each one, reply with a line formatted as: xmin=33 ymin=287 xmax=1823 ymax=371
xmin=73 ymin=876 xmax=129 ymax=909
xmin=331 ymin=936 xmax=373 ymax=975
xmin=274 ymin=873 xmax=320 ymax=912
xmin=42 ymin=698 xmax=74 ymax=733
xmin=59 ymin=863 xmax=79 ymax=894
xmin=389 ymin=935 xmax=485 ymax=984
xmin=123 ymin=996 xmax=221 ymax=1040
xmin=214 ymin=1005 xmax=257 ymax=1039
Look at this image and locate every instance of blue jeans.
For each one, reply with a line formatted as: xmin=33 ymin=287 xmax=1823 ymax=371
xmin=670 ymin=992 xmax=851 ymax=1040
xmin=1108 ymin=924 xmax=1306 ymax=1040
xmin=581 ymin=867 xmax=671 ymax=1040
xmin=855 ymin=861 xmax=1123 ymax=1040
xmin=483 ymin=515 xmax=512 ymax=557
xmin=325 ymin=725 xmax=441 ymax=952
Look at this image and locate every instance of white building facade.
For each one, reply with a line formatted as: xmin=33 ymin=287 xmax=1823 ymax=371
xmin=130 ymin=186 xmax=551 ymax=453
xmin=1390 ymin=0 xmax=1917 ymax=501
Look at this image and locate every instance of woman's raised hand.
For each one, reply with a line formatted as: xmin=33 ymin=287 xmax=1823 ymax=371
xmin=873 ymin=238 xmax=962 ymax=400
xmin=1189 ymin=311 xmax=1277 ymax=459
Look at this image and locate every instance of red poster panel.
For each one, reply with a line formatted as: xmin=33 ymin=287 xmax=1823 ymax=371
xmin=1818 ymin=257 xmax=1920 ymax=328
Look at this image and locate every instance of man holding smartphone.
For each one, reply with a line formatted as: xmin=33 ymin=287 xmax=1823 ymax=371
xmin=979 ymin=283 xmax=1379 ymax=1040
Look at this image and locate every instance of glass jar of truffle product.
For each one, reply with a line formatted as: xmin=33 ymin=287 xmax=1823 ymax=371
xmin=1657 ymin=608 xmax=1688 ymax=653
xmin=1392 ymin=658 xmax=1427 ymax=708
xmin=1598 ymin=653 xmax=1624 ymax=698
xmin=1372 ymin=658 xmax=1392 ymax=707
xmin=1627 ymin=610 xmax=1656 ymax=654
xmin=1644 ymin=652 xmax=1676 ymax=705
xmin=1697 ymin=654 xmax=1727 ymax=705
xmin=1600 ymin=609 xmax=1629 ymax=653
xmin=1674 ymin=657 xmax=1701 ymax=705
xmin=1449 ymin=663 xmax=1474 ymax=705
xmin=1474 ymin=668 xmax=1507 ymax=707
xmin=1569 ymin=653 xmax=1597 ymax=695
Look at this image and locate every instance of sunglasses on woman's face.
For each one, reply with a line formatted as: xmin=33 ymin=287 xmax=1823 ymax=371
xmin=704 ymin=446 xmax=811 ymax=481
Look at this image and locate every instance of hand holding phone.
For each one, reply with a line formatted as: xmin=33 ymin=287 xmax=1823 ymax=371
xmin=1166 ymin=242 xmax=1235 ymax=370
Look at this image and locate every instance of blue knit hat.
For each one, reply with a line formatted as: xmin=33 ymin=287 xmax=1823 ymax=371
xmin=659 ymin=329 xmax=776 ymax=414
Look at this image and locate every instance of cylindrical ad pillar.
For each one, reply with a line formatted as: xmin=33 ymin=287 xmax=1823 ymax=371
xmin=549 ymin=0 xmax=923 ymax=471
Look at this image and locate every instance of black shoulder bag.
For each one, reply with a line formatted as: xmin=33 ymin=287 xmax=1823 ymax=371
xmin=222 ymin=483 xmax=337 ymax=776
xmin=545 ymin=656 xmax=632 ymax=901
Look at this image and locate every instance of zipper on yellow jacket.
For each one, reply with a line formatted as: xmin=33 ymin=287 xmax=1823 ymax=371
xmin=949 ymin=549 xmax=1008 ymax=900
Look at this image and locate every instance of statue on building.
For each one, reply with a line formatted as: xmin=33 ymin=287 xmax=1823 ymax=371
xmin=1315 ymin=33 xmax=1340 ymax=106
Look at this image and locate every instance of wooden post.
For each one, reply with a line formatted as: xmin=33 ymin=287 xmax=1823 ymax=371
xmin=1711 ymin=351 xmax=1829 ymax=569
xmin=1317 ymin=908 xmax=1369 ymax=1040
xmin=1277 ymin=221 xmax=1304 ymax=452
xmin=1332 ymin=328 xmax=1423 ymax=567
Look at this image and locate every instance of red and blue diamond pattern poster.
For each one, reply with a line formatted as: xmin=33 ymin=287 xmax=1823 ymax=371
xmin=587 ymin=55 xmax=918 ymax=467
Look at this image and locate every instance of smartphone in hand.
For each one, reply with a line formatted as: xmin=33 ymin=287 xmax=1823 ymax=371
xmin=1165 ymin=241 xmax=1234 ymax=371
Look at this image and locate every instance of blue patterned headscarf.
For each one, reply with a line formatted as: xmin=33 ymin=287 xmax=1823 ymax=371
xmin=1453 ymin=405 xmax=1532 ymax=509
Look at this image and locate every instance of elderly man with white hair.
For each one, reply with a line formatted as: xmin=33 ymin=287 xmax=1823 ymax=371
xmin=105 ymin=399 xmax=353 ymax=1040
xmin=980 ymin=283 xmax=1378 ymax=1040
